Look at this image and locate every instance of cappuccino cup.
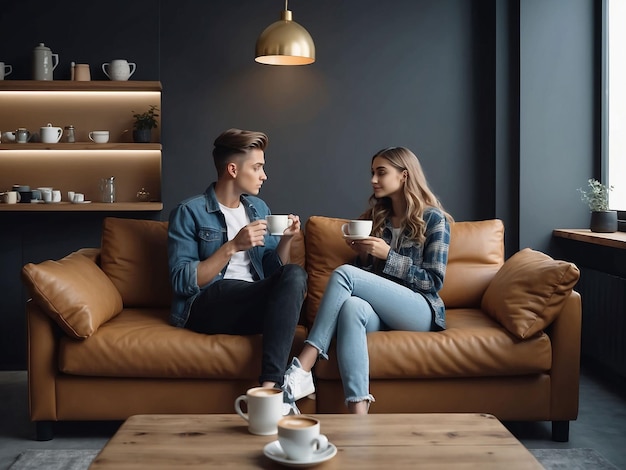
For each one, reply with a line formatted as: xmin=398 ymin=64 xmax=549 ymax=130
xmin=277 ymin=416 xmax=329 ymax=462
xmin=234 ymin=387 xmax=284 ymax=435
xmin=341 ymin=220 xmax=373 ymax=237
xmin=266 ymin=215 xmax=293 ymax=236
xmin=89 ymin=130 xmax=109 ymax=143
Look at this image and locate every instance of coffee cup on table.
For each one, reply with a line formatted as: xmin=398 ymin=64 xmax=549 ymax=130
xmin=341 ymin=220 xmax=373 ymax=238
xmin=89 ymin=130 xmax=109 ymax=143
xmin=266 ymin=215 xmax=293 ymax=236
xmin=277 ymin=416 xmax=329 ymax=462
xmin=234 ymin=387 xmax=284 ymax=435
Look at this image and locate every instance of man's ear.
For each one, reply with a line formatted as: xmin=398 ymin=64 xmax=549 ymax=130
xmin=227 ymin=162 xmax=237 ymax=178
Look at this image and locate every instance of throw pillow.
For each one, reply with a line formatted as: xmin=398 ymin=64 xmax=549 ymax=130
xmin=481 ymin=248 xmax=580 ymax=339
xmin=22 ymin=252 xmax=123 ymax=339
xmin=100 ymin=217 xmax=172 ymax=308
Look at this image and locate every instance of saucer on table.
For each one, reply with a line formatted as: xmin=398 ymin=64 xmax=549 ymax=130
xmin=263 ymin=440 xmax=337 ymax=467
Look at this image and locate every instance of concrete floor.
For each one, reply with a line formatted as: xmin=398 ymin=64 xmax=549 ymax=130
xmin=0 ymin=363 xmax=624 ymax=469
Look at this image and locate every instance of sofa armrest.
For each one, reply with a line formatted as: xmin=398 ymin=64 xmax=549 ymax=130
xmin=546 ymin=290 xmax=582 ymax=420
xmin=27 ymin=300 xmax=60 ymax=422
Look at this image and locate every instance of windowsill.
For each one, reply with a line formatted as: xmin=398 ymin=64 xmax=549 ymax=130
xmin=553 ymin=229 xmax=626 ymax=249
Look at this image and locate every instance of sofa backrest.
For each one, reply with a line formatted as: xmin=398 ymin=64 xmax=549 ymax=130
xmin=303 ymin=216 xmax=505 ymax=326
xmin=439 ymin=218 xmax=504 ymax=308
xmin=100 ymin=217 xmax=306 ymax=308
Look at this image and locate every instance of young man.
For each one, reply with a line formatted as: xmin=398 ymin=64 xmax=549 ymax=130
xmin=168 ymin=128 xmax=307 ymax=414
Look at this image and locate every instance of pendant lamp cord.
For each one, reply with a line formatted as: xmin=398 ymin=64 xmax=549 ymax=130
xmin=285 ymin=0 xmax=289 ymax=11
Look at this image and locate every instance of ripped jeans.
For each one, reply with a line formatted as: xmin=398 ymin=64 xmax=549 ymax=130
xmin=305 ymin=264 xmax=434 ymax=404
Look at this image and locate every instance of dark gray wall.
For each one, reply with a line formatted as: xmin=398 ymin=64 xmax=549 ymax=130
xmin=0 ymin=0 xmax=596 ymax=369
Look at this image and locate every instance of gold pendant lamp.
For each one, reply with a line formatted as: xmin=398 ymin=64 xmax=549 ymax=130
xmin=255 ymin=0 xmax=315 ymax=65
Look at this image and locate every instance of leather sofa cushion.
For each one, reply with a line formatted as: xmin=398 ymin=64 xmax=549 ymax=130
xmin=438 ymin=219 xmax=504 ymax=308
xmin=303 ymin=216 xmax=506 ymax=326
xmin=100 ymin=217 xmax=172 ymax=308
xmin=22 ymin=252 xmax=123 ymax=339
xmin=314 ymin=308 xmax=552 ymax=380
xmin=58 ymin=308 xmax=308 ymax=379
xmin=481 ymin=248 xmax=580 ymax=339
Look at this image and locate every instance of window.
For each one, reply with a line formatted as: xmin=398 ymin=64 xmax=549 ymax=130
xmin=606 ymin=0 xmax=626 ymax=210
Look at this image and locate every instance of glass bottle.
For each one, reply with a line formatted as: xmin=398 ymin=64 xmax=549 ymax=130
xmin=100 ymin=176 xmax=116 ymax=203
xmin=64 ymin=125 xmax=75 ymax=143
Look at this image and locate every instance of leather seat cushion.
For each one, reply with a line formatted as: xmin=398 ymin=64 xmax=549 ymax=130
xmin=58 ymin=308 xmax=307 ymax=379
xmin=314 ymin=308 xmax=552 ymax=380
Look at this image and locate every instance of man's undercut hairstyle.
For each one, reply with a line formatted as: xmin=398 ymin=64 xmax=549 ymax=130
xmin=213 ymin=128 xmax=268 ymax=175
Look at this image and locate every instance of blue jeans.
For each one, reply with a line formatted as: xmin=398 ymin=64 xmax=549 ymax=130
xmin=306 ymin=264 xmax=434 ymax=403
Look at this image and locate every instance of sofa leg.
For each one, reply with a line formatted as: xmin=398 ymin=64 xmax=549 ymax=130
xmin=35 ymin=421 xmax=54 ymax=441
xmin=551 ymin=420 xmax=569 ymax=442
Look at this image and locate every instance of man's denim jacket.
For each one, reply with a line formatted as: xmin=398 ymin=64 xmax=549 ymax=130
xmin=167 ymin=183 xmax=282 ymax=328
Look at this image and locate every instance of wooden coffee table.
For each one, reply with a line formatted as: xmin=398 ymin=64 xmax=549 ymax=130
xmin=89 ymin=413 xmax=542 ymax=469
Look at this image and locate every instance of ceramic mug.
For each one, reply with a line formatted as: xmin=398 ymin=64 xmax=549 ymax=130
xmin=266 ymin=215 xmax=293 ymax=236
xmin=40 ymin=124 xmax=63 ymax=144
xmin=234 ymin=387 xmax=284 ymax=435
xmin=73 ymin=63 xmax=91 ymax=81
xmin=277 ymin=416 xmax=329 ymax=461
xmin=0 ymin=191 xmax=18 ymax=204
xmin=102 ymin=59 xmax=136 ymax=81
xmin=341 ymin=220 xmax=373 ymax=237
xmin=0 ymin=62 xmax=12 ymax=80
xmin=1 ymin=131 xmax=16 ymax=142
xmin=89 ymin=130 xmax=109 ymax=143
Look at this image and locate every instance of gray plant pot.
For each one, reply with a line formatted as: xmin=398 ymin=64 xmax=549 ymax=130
xmin=132 ymin=129 xmax=152 ymax=143
xmin=590 ymin=210 xmax=618 ymax=233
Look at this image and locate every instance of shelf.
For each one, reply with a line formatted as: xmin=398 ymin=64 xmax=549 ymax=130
xmin=0 ymin=80 xmax=162 ymax=92
xmin=0 ymin=202 xmax=162 ymax=212
xmin=0 ymin=143 xmax=162 ymax=150
xmin=553 ymin=229 xmax=626 ymax=250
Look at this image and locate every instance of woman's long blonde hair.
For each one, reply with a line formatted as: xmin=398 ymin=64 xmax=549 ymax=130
xmin=362 ymin=147 xmax=453 ymax=244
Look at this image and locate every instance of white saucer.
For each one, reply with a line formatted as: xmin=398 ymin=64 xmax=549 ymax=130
xmin=71 ymin=200 xmax=92 ymax=204
xmin=263 ymin=441 xmax=337 ymax=468
xmin=342 ymin=234 xmax=370 ymax=240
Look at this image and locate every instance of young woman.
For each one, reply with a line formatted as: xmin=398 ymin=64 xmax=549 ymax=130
xmin=282 ymin=147 xmax=453 ymax=414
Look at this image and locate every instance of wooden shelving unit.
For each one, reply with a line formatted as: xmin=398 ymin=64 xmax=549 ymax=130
xmin=0 ymin=81 xmax=162 ymax=212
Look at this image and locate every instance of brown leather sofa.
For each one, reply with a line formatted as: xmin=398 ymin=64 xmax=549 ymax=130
xmin=22 ymin=216 xmax=581 ymax=442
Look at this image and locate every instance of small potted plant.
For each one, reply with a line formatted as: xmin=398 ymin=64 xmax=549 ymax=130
xmin=132 ymin=105 xmax=159 ymax=143
xmin=578 ymin=178 xmax=617 ymax=232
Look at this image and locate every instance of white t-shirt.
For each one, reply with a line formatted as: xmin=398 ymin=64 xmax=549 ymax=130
xmin=391 ymin=227 xmax=403 ymax=250
xmin=219 ymin=202 xmax=254 ymax=282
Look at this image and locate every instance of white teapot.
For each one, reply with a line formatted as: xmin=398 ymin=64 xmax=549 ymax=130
xmin=102 ymin=59 xmax=136 ymax=81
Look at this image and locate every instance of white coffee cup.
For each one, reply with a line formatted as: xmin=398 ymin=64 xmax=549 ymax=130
xmin=234 ymin=387 xmax=284 ymax=435
xmin=89 ymin=130 xmax=109 ymax=143
xmin=0 ymin=62 xmax=12 ymax=80
xmin=40 ymin=124 xmax=63 ymax=144
xmin=0 ymin=191 xmax=18 ymax=204
xmin=52 ymin=190 xmax=61 ymax=203
xmin=73 ymin=193 xmax=84 ymax=203
xmin=277 ymin=416 xmax=329 ymax=462
xmin=341 ymin=220 xmax=373 ymax=237
xmin=67 ymin=191 xmax=75 ymax=202
xmin=1 ymin=131 xmax=16 ymax=142
xmin=41 ymin=189 xmax=52 ymax=203
xmin=266 ymin=215 xmax=294 ymax=236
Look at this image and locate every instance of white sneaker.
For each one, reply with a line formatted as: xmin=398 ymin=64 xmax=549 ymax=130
xmin=282 ymin=357 xmax=315 ymax=402
xmin=282 ymin=402 xmax=301 ymax=415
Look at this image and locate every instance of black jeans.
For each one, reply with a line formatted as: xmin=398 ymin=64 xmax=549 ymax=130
xmin=186 ymin=264 xmax=307 ymax=384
